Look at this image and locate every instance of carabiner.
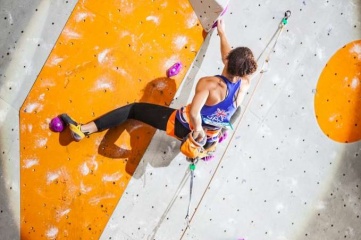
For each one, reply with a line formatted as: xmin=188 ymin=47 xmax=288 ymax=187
xmin=284 ymin=10 xmax=291 ymax=20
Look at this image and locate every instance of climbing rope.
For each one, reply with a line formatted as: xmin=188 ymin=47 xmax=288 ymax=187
xmin=179 ymin=10 xmax=291 ymax=239
xmin=185 ymin=158 xmax=197 ymax=229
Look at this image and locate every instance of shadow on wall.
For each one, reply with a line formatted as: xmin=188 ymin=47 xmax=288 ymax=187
xmin=96 ymin=77 xmax=179 ymax=176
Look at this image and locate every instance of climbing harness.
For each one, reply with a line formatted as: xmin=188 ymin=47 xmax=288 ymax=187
xmin=180 ymin=10 xmax=291 ymax=238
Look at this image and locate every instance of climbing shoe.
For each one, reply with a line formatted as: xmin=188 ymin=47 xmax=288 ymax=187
xmin=60 ymin=114 xmax=85 ymax=141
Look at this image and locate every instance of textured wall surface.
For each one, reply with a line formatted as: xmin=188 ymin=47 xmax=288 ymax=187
xmin=0 ymin=0 xmax=360 ymax=239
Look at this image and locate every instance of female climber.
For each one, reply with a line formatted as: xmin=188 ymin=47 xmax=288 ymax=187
xmin=60 ymin=18 xmax=257 ymax=160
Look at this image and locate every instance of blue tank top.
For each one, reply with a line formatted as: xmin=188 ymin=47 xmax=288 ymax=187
xmin=176 ymin=75 xmax=241 ymax=130
xmin=201 ymin=75 xmax=240 ymax=129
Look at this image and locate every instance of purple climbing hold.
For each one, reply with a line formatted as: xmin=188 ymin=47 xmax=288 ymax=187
xmin=49 ymin=116 xmax=64 ymax=132
xmin=167 ymin=62 xmax=182 ymax=77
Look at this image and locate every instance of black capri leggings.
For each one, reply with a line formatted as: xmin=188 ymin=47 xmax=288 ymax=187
xmin=94 ymin=102 xmax=190 ymax=139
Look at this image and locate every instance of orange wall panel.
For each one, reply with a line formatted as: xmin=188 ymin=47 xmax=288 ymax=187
xmin=20 ymin=0 xmax=203 ymax=239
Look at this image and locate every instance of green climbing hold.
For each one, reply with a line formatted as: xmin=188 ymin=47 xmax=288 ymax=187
xmin=190 ymin=164 xmax=196 ymax=171
xmin=282 ymin=18 xmax=288 ymax=25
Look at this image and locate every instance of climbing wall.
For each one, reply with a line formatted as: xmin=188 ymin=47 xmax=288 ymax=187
xmin=1 ymin=0 xmax=361 ymax=239
xmin=18 ymin=0 xmax=203 ymax=239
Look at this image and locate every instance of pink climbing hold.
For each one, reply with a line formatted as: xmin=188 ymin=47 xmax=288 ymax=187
xmin=167 ymin=62 xmax=182 ymax=77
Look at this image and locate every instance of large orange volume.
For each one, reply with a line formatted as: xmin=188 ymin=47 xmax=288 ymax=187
xmin=315 ymin=40 xmax=361 ymax=143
